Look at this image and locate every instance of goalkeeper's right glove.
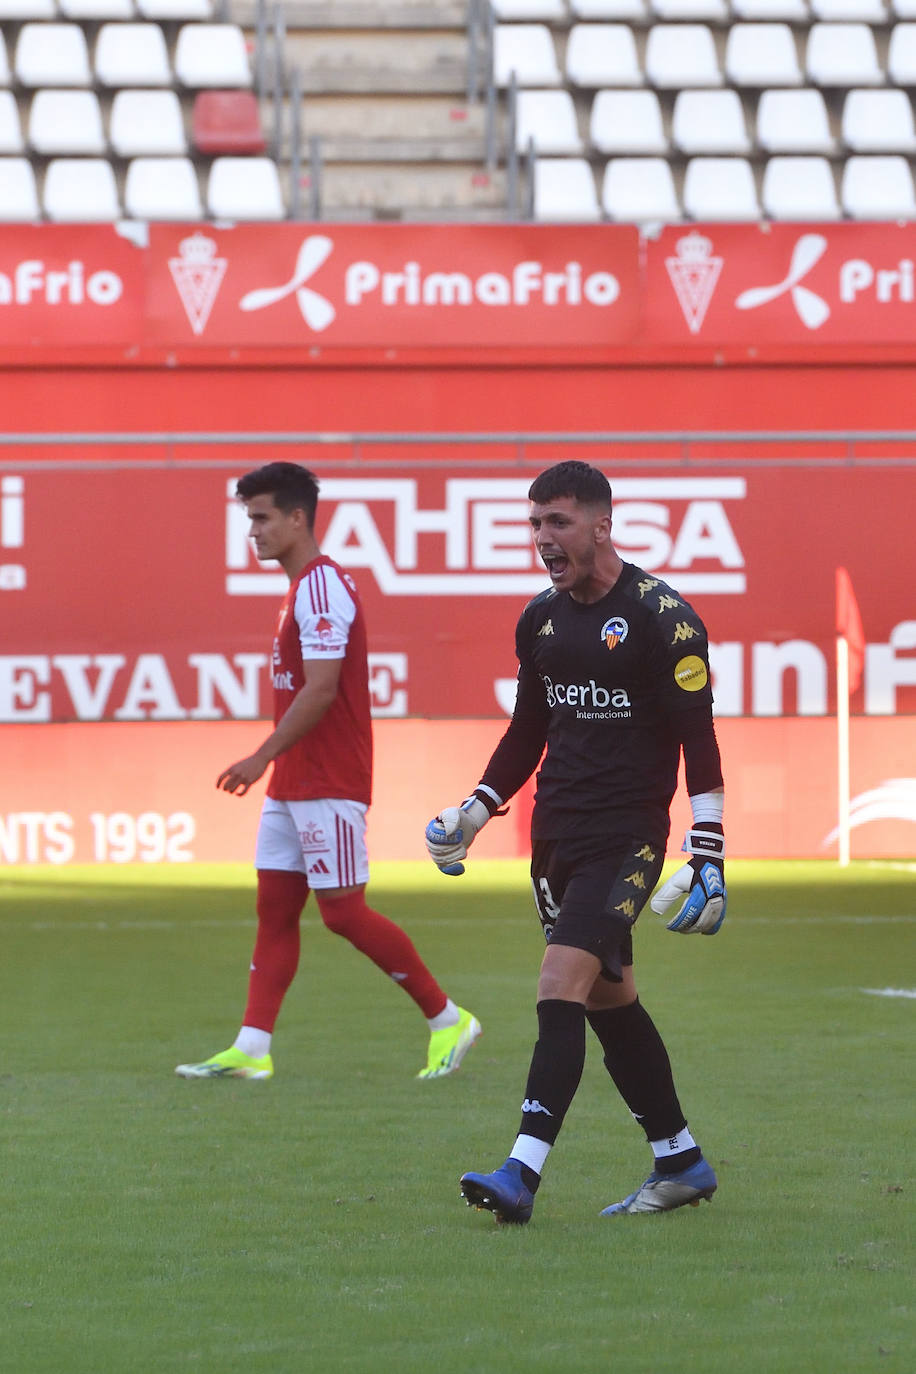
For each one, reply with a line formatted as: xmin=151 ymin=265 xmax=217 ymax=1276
xmin=650 ymin=825 xmax=727 ymax=935
xmin=424 ymin=796 xmax=491 ymax=875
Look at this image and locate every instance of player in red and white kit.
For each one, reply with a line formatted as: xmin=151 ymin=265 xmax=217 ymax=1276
xmin=176 ymin=462 xmax=480 ymax=1082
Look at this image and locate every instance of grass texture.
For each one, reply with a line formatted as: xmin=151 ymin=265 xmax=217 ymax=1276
xmin=1 ymin=860 xmax=913 ymax=1374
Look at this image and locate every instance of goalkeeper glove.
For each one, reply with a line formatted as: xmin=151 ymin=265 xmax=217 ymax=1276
xmin=424 ymin=796 xmax=491 ymax=876
xmin=650 ymin=825 xmax=727 ymax=935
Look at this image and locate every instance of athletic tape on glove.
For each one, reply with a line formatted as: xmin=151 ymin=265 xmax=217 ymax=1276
xmin=424 ymin=797 xmax=491 ymax=876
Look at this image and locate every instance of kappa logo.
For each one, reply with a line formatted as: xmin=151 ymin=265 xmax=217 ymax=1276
xmin=672 ymin=622 xmax=700 ymax=645
xmin=521 ymin=1098 xmax=553 ymax=1116
xmin=615 ymin=898 xmax=636 ymax=919
xmin=624 ymin=870 xmax=647 ymax=890
xmin=240 ymin=235 xmax=337 ymax=332
xmin=637 ymin=578 xmax=660 ymax=598
xmin=537 ymin=619 xmax=554 ymax=637
xmin=735 ymin=234 xmax=830 ymax=331
xmin=169 ymin=233 xmax=227 ymax=336
xmin=666 ymin=232 xmax=723 ymax=334
xmin=657 ymin=594 xmax=682 ymax=613
xmin=636 ymin=844 xmax=657 ymax=862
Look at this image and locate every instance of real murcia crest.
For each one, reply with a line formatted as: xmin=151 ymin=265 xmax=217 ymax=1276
xmin=169 ymin=233 xmax=227 ymax=336
xmin=665 ymin=232 xmax=723 ymax=335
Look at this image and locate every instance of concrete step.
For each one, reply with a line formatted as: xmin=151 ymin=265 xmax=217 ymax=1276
xmin=287 ymin=160 xmax=507 ymax=217
xmin=274 ymin=30 xmax=470 ymax=95
xmin=279 ymin=94 xmax=488 ymax=162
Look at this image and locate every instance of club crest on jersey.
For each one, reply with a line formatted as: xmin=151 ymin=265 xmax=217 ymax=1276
xmin=601 ymin=616 xmax=629 ymax=651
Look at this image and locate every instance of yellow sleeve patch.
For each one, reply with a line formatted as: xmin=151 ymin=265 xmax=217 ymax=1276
xmin=674 ymin=655 xmax=708 ymax=692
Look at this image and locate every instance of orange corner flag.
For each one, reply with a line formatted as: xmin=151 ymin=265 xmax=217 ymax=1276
xmin=836 ymin=567 xmax=865 ymax=694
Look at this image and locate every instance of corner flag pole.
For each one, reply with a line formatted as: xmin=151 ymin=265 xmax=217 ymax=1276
xmin=836 ymin=632 xmax=851 ymax=868
xmin=835 ymin=568 xmax=865 ymax=869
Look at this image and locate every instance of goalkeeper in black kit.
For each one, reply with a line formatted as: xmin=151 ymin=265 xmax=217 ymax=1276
xmin=426 ymin=461 xmax=727 ymax=1224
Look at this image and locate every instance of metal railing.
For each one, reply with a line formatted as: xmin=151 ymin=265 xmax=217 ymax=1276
xmin=2 ymin=431 xmax=916 ymax=470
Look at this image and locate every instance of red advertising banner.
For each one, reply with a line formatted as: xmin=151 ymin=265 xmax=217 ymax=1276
xmin=146 ymin=224 xmax=641 ymax=349
xmin=2 ymin=462 xmax=915 ymax=723
xmin=5 ymin=223 xmax=916 ymax=357
xmin=646 ymin=222 xmax=916 ymax=346
xmin=1 ymin=717 xmax=913 ymax=863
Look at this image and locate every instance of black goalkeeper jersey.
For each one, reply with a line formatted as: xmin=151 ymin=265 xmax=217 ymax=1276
xmin=480 ymin=562 xmax=722 ymax=847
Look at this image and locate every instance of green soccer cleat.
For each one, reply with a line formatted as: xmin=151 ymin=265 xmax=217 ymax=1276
xmin=175 ymin=1047 xmax=274 ymax=1080
xmin=417 ymin=1007 xmax=482 ymax=1080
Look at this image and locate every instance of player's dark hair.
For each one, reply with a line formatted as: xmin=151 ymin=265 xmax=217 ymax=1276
xmin=236 ymin=462 xmax=320 ymax=526
xmin=528 ymin=461 xmax=612 ymax=510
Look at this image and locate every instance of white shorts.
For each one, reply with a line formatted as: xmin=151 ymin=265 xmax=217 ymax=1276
xmin=254 ymin=797 xmax=370 ymax=889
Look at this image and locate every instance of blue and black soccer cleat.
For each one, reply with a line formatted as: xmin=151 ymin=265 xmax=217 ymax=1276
xmin=460 ymin=1158 xmax=535 ymax=1225
xmin=600 ymin=1156 xmax=717 ymax=1216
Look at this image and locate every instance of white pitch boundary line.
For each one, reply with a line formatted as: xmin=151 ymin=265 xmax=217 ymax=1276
xmin=861 ymin=987 xmax=916 ymax=999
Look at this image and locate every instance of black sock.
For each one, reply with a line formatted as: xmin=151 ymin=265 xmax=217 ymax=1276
xmin=587 ymin=998 xmax=699 ymax=1172
xmin=514 ymin=999 xmax=587 ymax=1169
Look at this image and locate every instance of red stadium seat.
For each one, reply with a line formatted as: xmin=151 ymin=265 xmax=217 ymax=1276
xmin=191 ymin=89 xmax=265 ymax=156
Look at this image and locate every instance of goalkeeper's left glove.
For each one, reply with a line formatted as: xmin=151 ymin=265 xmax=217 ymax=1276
xmin=424 ymin=796 xmax=492 ymax=874
xmin=650 ymin=824 xmax=727 ymax=935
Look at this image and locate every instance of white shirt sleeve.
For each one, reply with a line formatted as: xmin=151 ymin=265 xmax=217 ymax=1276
xmin=293 ymin=565 xmax=356 ymax=661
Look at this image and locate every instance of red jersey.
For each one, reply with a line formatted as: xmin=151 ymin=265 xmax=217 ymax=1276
xmin=267 ymin=555 xmax=373 ymax=805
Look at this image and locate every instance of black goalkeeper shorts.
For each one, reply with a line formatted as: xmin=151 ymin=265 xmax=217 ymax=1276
xmin=530 ymin=833 xmax=666 ymax=982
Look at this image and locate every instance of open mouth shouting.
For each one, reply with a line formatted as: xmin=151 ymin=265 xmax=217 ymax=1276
xmin=541 ymin=552 xmax=569 ymax=583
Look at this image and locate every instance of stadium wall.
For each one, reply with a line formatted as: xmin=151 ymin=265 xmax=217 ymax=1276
xmin=2 ymin=222 xmax=915 ymax=863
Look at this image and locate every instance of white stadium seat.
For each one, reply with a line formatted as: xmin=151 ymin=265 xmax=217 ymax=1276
xmin=756 ymin=88 xmax=836 ymax=151
xmin=0 ymin=157 xmax=39 ymax=219
xmin=532 ymin=156 xmax=601 ymax=219
xmin=110 ymin=89 xmax=189 ymax=157
xmin=887 ymin=24 xmax=916 ymax=84
xmin=59 ymin=0 xmax=137 ymax=17
xmin=515 ymin=89 xmax=583 ymax=154
xmin=493 ymin=23 xmax=561 ymax=86
xmin=137 ymin=0 xmax=214 ymax=15
xmin=44 ymin=158 xmax=120 ymax=221
xmin=570 ymin=0 xmax=647 ymax=14
xmin=566 ymin=25 xmax=643 ymax=86
xmin=0 ymin=0 xmax=56 ymax=15
xmin=602 ymin=156 xmax=681 ymax=220
xmin=806 ymin=23 xmax=884 ymax=85
xmin=174 ymin=24 xmax=253 ymax=88
xmin=646 ymin=25 xmax=723 ymax=87
xmin=672 ymin=89 xmax=751 ymax=153
xmin=0 ymin=90 xmax=23 ymax=153
xmin=683 ymin=156 xmax=761 ymax=218
xmin=726 ymin=24 xmax=803 ymax=85
xmin=207 ymin=157 xmax=284 ymax=220
xmin=731 ymin=0 xmax=809 ymax=15
xmin=842 ymin=88 xmax=916 ymax=151
xmin=28 ymin=90 xmax=106 ymax=156
xmin=810 ymin=0 xmax=887 ymax=17
xmin=590 ymin=89 xmax=668 ymax=153
xmin=95 ymin=23 xmax=172 ymax=87
xmin=650 ymin=0 xmax=729 ymax=17
xmin=15 ymin=23 xmax=92 ymax=87
xmin=491 ymin=0 xmax=569 ymax=16
xmin=761 ymin=154 xmax=841 ymax=217
xmin=841 ymin=154 xmax=916 ymax=216
xmin=124 ymin=155 xmax=203 ymax=219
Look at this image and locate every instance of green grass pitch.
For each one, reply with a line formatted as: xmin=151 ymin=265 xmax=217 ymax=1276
xmin=1 ymin=859 xmax=913 ymax=1374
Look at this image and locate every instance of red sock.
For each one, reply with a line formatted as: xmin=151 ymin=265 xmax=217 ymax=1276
xmin=242 ymin=869 xmax=310 ymax=1032
xmin=316 ymin=891 xmax=447 ymax=1019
